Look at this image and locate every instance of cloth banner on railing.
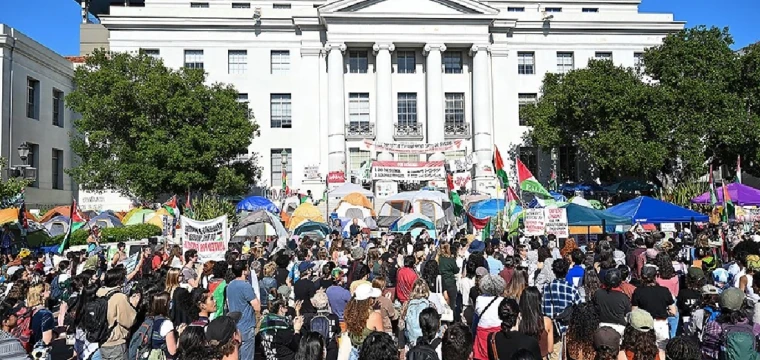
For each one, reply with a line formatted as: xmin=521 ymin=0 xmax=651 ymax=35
xmin=371 ymin=161 xmax=446 ymax=181
xmin=447 ymin=153 xmax=480 ymax=173
xmin=362 ymin=139 xmax=465 ymax=154
xmin=180 ymin=215 xmax=228 ymax=262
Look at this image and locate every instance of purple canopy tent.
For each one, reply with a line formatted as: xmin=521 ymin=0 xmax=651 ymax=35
xmin=691 ymin=183 xmax=760 ymax=206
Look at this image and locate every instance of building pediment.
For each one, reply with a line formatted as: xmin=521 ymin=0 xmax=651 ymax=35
xmin=319 ymin=0 xmax=499 ymax=16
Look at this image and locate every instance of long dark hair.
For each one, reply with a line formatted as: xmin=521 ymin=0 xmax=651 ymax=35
xmin=418 ymin=307 xmax=440 ymax=346
xmin=583 ymin=269 xmax=602 ymax=301
xmin=421 ymin=259 xmax=439 ymax=291
xmin=621 ymin=325 xmax=658 ymax=360
xmin=566 ymin=302 xmax=599 ymax=360
xmin=655 ymin=253 xmax=676 ymax=280
xmin=497 ymin=298 xmax=520 ymax=333
xmin=518 ymin=286 xmax=545 ymax=339
xmin=73 ymin=284 xmax=99 ymax=329
xmin=295 ymin=331 xmax=325 ymax=360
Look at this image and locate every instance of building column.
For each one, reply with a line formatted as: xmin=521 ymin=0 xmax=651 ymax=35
xmin=471 ymin=44 xmax=495 ymax=193
xmin=326 ymin=42 xmax=347 ymax=181
xmin=373 ymin=43 xmax=395 ymax=160
xmin=424 ymin=43 xmax=446 ymax=161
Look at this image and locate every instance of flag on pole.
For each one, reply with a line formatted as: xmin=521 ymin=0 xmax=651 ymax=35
xmin=516 ymin=158 xmax=552 ymax=198
xmin=184 ymin=192 xmax=195 ymax=219
xmin=446 ymin=173 xmax=464 ymax=216
xmin=736 ymin=155 xmax=742 ymax=184
xmin=722 ymin=182 xmax=735 ymax=222
xmin=549 ymin=170 xmax=558 ymax=192
xmin=58 ymin=199 xmax=86 ymax=254
xmin=163 ymin=195 xmax=180 ymax=217
xmin=493 ymin=146 xmax=509 ymax=188
xmin=17 ymin=189 xmax=27 ymax=231
xmin=282 ymin=169 xmax=289 ymax=195
xmin=709 ymin=164 xmax=718 ymax=206
xmin=482 ymin=217 xmax=491 ymax=241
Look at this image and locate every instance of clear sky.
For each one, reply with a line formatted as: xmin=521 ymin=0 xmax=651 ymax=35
xmin=0 ymin=0 xmax=757 ymax=56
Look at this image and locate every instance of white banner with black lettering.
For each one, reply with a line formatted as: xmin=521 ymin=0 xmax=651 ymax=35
xmin=544 ymin=208 xmax=569 ymax=238
xmin=447 ymin=153 xmax=480 ymax=173
xmin=371 ymin=161 xmax=446 ymax=181
xmin=180 ymin=215 xmax=229 ymax=262
xmin=362 ymin=139 xmax=466 ymax=154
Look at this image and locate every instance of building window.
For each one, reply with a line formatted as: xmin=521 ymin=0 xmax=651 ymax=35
xmin=140 ymin=49 xmax=161 ymax=59
xmin=52 ymin=89 xmax=64 ymax=127
xmin=519 ymin=147 xmax=539 ymax=178
xmin=507 ymin=7 xmax=525 ymax=12
xmin=518 ymin=93 xmax=537 ymax=126
xmin=26 ymin=78 xmax=39 ymax=119
xmin=517 ymin=52 xmax=535 ymax=75
xmin=273 ymin=3 xmax=291 ymax=8
xmin=271 ymin=149 xmax=292 ymax=188
xmin=559 ymin=146 xmax=578 ymax=182
xmin=52 ymin=149 xmax=63 ymax=190
xmin=348 ymin=51 xmax=368 ymax=74
xmin=595 ymin=52 xmax=612 ymax=61
xmin=582 ymin=8 xmax=599 ymax=12
xmin=228 ymin=50 xmax=247 ymax=74
xmin=238 ymin=93 xmax=249 ymax=102
xmin=545 ymin=7 xmax=562 ymax=12
xmin=271 ymin=50 xmax=290 ymax=74
xmin=349 ymin=93 xmax=370 ymax=127
xmin=634 ymin=52 xmax=644 ymax=69
xmin=443 ymin=51 xmax=463 ymax=74
xmin=184 ymin=50 xmax=204 ymax=69
xmin=270 ymin=94 xmax=292 ymax=128
xmin=397 ymin=154 xmax=419 ymax=162
xmin=557 ymin=52 xmax=574 ymax=74
xmin=397 ymin=93 xmax=417 ymax=126
xmin=190 ymin=2 xmax=209 ymax=8
xmin=397 ymin=51 xmax=416 ymax=74
xmin=27 ymin=143 xmax=39 ymax=188
xmin=232 ymin=2 xmax=251 ymax=8
xmin=349 ymin=148 xmax=371 ymax=174
xmin=444 ymin=93 xmax=465 ymax=127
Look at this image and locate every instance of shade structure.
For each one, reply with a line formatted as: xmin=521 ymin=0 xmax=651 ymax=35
xmin=328 ymin=183 xmax=374 ymax=198
xmin=691 ymin=183 xmax=760 ymax=206
xmin=605 ymin=196 xmax=708 ymax=224
xmin=561 ymin=203 xmax=631 ymax=226
xmin=287 ymin=202 xmax=325 ymax=230
xmin=468 ymin=199 xmax=522 ymax=219
xmin=391 ymin=213 xmax=435 ymax=232
xmin=87 ymin=213 xmax=124 ymax=228
xmin=236 ymin=196 xmax=281 ymax=214
xmin=378 ymin=190 xmax=449 ymax=222
xmin=294 ymin=221 xmax=332 ymax=237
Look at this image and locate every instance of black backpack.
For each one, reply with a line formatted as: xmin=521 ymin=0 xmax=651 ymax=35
xmin=309 ymin=313 xmax=333 ymax=342
xmin=406 ymin=338 xmax=441 ymax=360
xmin=83 ymin=289 xmax=119 ymax=344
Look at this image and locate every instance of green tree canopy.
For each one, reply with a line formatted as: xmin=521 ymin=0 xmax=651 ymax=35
xmin=66 ymin=49 xmax=260 ymax=201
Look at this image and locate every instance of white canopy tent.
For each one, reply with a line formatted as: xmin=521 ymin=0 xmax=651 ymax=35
xmin=328 ymin=183 xmax=374 ymax=198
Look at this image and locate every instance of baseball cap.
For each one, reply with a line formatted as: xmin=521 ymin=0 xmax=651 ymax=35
xmin=205 ymin=312 xmax=241 ymax=345
xmin=626 ymin=309 xmax=654 ymax=332
xmin=594 ymin=327 xmax=621 ymax=351
xmin=298 ymin=261 xmax=316 ymax=272
xmin=720 ymin=287 xmax=746 ymax=311
xmin=354 ymin=283 xmax=381 ymax=301
xmin=713 ymin=268 xmax=729 ymax=283
xmin=687 ymin=267 xmax=705 ymax=281
xmin=311 ymin=291 xmax=329 ymax=310
xmin=701 ymin=284 xmax=720 ymax=295
xmin=475 ymin=267 xmax=489 ymax=277
xmin=469 ymin=240 xmax=485 ymax=253
xmin=277 ymin=285 xmax=291 ymax=298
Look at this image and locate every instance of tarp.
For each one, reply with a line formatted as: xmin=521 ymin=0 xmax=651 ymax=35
xmin=287 ymin=202 xmax=325 ymax=230
xmin=605 ymin=196 xmax=708 ymax=224
xmin=468 ymin=199 xmax=523 ymax=219
xmin=87 ymin=213 xmax=124 ymax=228
xmin=392 ymin=213 xmax=435 ymax=232
xmin=561 ymin=203 xmax=631 ymax=226
xmin=691 ymin=182 xmax=760 ymax=206
xmin=236 ymin=196 xmax=281 ymax=214
xmin=233 ymin=210 xmax=288 ymax=248
xmin=462 ymin=193 xmax=490 ymax=210
xmin=328 ymin=183 xmax=374 ymax=198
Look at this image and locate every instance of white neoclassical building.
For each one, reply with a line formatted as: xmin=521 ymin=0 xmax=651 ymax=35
xmin=79 ymin=0 xmax=683 ymax=197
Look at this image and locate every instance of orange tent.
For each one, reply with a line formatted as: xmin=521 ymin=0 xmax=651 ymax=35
xmin=334 ymin=192 xmax=376 ymax=216
xmin=0 ymin=208 xmax=37 ymax=225
xmin=39 ymin=206 xmax=73 ymax=223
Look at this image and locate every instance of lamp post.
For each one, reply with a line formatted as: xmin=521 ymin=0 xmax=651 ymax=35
xmin=9 ymin=142 xmax=36 ymax=181
xmin=551 ymin=148 xmax=558 ymax=190
xmin=280 ymin=149 xmax=288 ymax=208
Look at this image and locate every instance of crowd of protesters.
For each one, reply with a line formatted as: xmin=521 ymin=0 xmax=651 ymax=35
xmin=3 ymin=223 xmax=760 ymax=360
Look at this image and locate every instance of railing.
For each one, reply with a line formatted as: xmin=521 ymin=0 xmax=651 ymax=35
xmin=394 ymin=122 xmax=424 ymax=140
xmin=345 ymin=123 xmax=375 ymax=140
xmin=444 ymin=122 xmax=471 ymax=139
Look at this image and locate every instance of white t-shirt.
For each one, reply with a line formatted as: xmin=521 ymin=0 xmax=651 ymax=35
xmin=159 ymin=319 xmax=174 ymax=337
xmin=474 ymin=296 xmax=503 ymax=328
xmin=458 ymin=277 xmax=475 ymax=307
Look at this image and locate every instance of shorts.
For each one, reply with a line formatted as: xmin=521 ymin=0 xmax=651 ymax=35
xmin=654 ymin=319 xmax=670 ymax=350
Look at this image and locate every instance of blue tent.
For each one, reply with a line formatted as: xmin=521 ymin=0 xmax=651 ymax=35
xmin=604 ymin=196 xmax=708 ymax=224
xmin=87 ymin=213 xmax=124 ymax=228
xmin=236 ymin=196 xmax=281 ymax=214
xmin=468 ymin=199 xmax=522 ymax=218
xmin=559 ymin=182 xmax=605 ymax=193
xmin=561 ymin=203 xmax=631 ymax=226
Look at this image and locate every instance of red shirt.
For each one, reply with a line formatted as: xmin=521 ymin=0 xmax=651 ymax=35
xmin=151 ymin=255 xmax=162 ymax=270
xmin=396 ymin=267 xmax=418 ymax=303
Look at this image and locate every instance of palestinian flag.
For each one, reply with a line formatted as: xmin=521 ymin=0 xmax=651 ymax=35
xmin=722 ymin=182 xmax=735 ymax=222
xmin=709 ymin=164 xmax=718 ymax=206
xmin=184 ymin=192 xmax=195 ymax=219
xmin=446 ymin=173 xmax=464 ymax=216
xmin=493 ymin=146 xmax=509 ymax=188
xmin=736 ymin=155 xmax=742 ymax=184
xmin=517 ymin=158 xmax=552 ymax=198
xmin=481 ymin=217 xmax=491 ymax=241
xmin=58 ymin=199 xmax=86 ymax=254
xmin=163 ymin=195 xmax=180 ymax=217
xmin=549 ymin=170 xmax=558 ymax=191
xmin=282 ymin=168 xmax=289 ymax=194
xmin=506 ymin=186 xmax=521 ymax=233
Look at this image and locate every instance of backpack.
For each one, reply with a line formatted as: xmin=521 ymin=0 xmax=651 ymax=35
xmin=406 ymin=338 xmax=441 ymax=360
xmin=404 ymin=299 xmax=432 ymax=347
xmin=720 ymin=323 xmax=760 ymax=360
xmin=83 ymin=289 xmax=119 ymax=344
xmin=10 ymin=306 xmax=37 ymax=352
xmin=309 ymin=312 xmax=333 ymax=342
xmin=128 ymin=316 xmax=167 ymax=360
xmin=51 ymin=275 xmax=63 ymax=300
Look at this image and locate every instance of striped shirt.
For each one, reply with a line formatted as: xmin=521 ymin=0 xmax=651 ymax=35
xmin=0 ymin=330 xmax=30 ymax=360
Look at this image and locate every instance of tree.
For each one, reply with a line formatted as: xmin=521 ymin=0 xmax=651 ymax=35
xmin=0 ymin=158 xmax=30 ymax=208
xmin=66 ymin=49 xmax=260 ymax=200
xmin=523 ymin=60 xmax=668 ymax=181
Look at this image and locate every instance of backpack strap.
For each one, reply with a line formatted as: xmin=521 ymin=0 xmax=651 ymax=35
xmin=488 ymin=331 xmax=499 ymax=360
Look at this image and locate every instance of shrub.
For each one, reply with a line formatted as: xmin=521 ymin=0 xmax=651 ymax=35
xmin=47 ymin=223 xmax=162 ymax=246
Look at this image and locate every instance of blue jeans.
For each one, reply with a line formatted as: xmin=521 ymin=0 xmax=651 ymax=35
xmin=239 ymin=327 xmax=256 ymax=360
xmin=668 ymin=309 xmax=679 ymax=338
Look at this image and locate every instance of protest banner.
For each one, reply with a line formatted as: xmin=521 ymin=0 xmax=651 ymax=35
xmin=447 ymin=153 xmax=479 ymax=173
xmin=371 ymin=161 xmax=446 ymax=181
xmin=741 ymin=208 xmax=760 ymax=222
xmin=362 ymin=139 xmax=465 ymax=154
xmin=180 ymin=215 xmax=229 ymax=262
xmin=123 ymin=252 xmax=140 ymax=274
xmin=544 ymin=208 xmax=569 ymax=238
xmin=524 ymin=209 xmax=546 ymax=236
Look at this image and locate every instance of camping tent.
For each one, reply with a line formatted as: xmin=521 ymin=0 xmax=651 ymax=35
xmin=328 ymin=183 xmax=374 ymax=198
xmin=294 ymin=221 xmax=332 ymax=237
xmin=691 ymin=183 xmax=760 ymax=206
xmin=39 ymin=206 xmax=74 ymax=223
xmin=334 ymin=192 xmax=376 ymax=218
xmin=378 ymin=190 xmax=449 ymax=221
xmin=561 ymin=203 xmax=631 ymax=226
xmin=87 ymin=213 xmax=124 ymax=228
xmin=605 ymin=196 xmax=708 ymax=224
xmin=44 ymin=215 xmax=71 ymax=237
xmin=391 ymin=213 xmax=435 ymax=232
xmin=287 ymin=202 xmax=325 ymax=230
xmin=236 ymin=196 xmax=281 ymax=214
xmin=123 ymin=208 xmax=156 ymax=225
xmin=233 ymin=210 xmax=289 ymax=247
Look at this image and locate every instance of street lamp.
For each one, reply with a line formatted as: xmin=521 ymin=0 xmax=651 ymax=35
xmin=280 ymin=149 xmax=288 ymax=197
xmin=9 ymin=142 xmax=36 ymax=181
xmin=17 ymin=143 xmax=29 ymax=165
xmin=551 ymin=148 xmax=558 ymax=189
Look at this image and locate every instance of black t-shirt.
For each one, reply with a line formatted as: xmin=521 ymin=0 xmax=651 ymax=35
xmin=302 ymin=312 xmax=341 ymax=360
xmin=594 ymin=289 xmax=631 ymax=325
xmin=487 ymin=331 xmax=541 ymax=360
xmin=677 ymin=288 xmax=701 ymax=318
xmin=275 ymin=267 xmax=289 ymax=286
xmin=632 ymin=285 xmax=674 ymax=319
xmin=294 ymin=278 xmax=317 ymax=314
xmin=318 ymin=278 xmax=334 ymax=290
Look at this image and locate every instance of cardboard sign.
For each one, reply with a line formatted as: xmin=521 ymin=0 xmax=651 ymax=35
xmin=544 ymin=208 xmax=569 ymax=238
xmin=524 ymin=209 xmax=546 ymax=236
xmin=180 ymin=215 xmax=229 ymax=262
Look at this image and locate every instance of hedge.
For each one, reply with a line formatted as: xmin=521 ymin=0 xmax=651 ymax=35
xmin=46 ymin=223 xmax=163 ymax=246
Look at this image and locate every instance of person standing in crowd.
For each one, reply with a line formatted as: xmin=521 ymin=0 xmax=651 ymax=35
xmin=406 ymin=307 xmax=442 ymax=360
xmin=567 ymin=250 xmax=585 ymax=288
xmin=518 ymin=286 xmax=553 ymax=358
xmin=345 ymin=283 xmax=383 ymax=359
xmin=594 ymin=268 xmax=630 ymax=335
xmin=301 ymin=292 xmax=340 ymax=360
xmin=438 ymin=243 xmax=459 ymax=311
xmin=97 ymin=268 xmax=137 ymax=360
xmin=592 ymin=326 xmax=623 ymax=360
xmin=654 ymin=253 xmax=680 ymax=339
xmin=543 ymin=258 xmax=581 ymax=359
xmin=665 ymin=336 xmax=700 ymax=360
xmin=371 ymin=277 xmax=397 ymax=334
xmin=227 ymin=260 xmax=261 ymax=360
xmin=28 ymin=283 xmax=54 ymax=349
xmin=260 ymin=299 xmax=303 ymax=360
xmin=631 ymin=266 xmax=674 ymax=358
xmin=0 ymin=301 xmax=28 ymax=360
xmin=326 ymin=268 xmax=351 ymax=330
xmin=182 ymin=250 xmax=199 ymax=288
xmin=485 ymin=245 xmax=503 ymax=275
xmin=677 ymin=268 xmax=705 ymax=338
xmin=487 ymin=298 xmax=541 ymax=360
xmin=357 ymin=332 xmax=396 ymax=360
xmin=621 ymin=309 xmax=660 ymax=360
xmin=565 ymin=302 xmax=600 ymax=360
xmin=473 ymin=274 xmax=507 ymax=360
xmin=205 ymin=313 xmax=244 ymax=360
xmin=442 ymin=323 xmax=473 ymax=360
xmin=295 ymin=331 xmax=325 ymax=360
xmin=190 ymin=287 xmax=217 ymax=326
xmin=397 ymin=256 xmax=419 ymax=304
xmin=294 ymin=262 xmax=318 ymax=315
xmin=617 ymin=265 xmax=636 ymax=300
xmin=111 ymin=242 xmax=126 ymax=268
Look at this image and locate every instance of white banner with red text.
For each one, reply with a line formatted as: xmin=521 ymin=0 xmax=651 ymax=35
xmin=371 ymin=161 xmax=446 ymax=181
xmin=362 ymin=139 xmax=466 ymax=154
xmin=180 ymin=215 xmax=229 ymax=263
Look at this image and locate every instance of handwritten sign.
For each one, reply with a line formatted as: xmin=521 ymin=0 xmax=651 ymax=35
xmin=304 ymin=165 xmax=321 ymax=180
xmin=180 ymin=215 xmax=229 ymax=262
xmin=447 ymin=153 xmax=479 ymax=173
xmin=544 ymin=208 xmax=569 ymax=238
xmin=123 ymin=252 xmax=140 ymax=274
xmin=524 ymin=209 xmax=546 ymax=236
